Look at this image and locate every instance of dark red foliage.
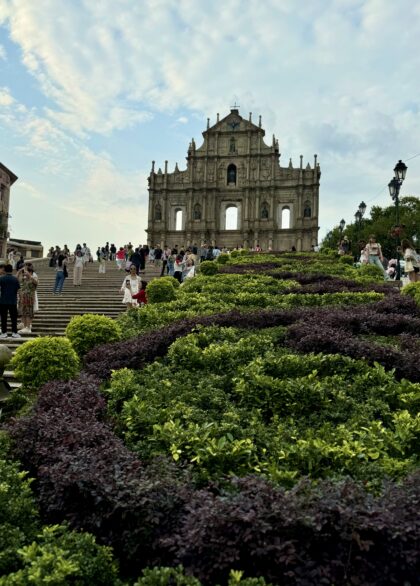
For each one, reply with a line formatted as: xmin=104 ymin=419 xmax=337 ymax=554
xmin=166 ymin=473 xmax=420 ymax=585
xmin=83 ymin=309 xmax=305 ymax=381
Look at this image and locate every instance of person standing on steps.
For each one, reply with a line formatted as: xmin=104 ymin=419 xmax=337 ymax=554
xmin=120 ymin=265 xmax=142 ymax=309
xmin=98 ymin=247 xmax=106 ymax=273
xmin=53 ymin=254 xmax=68 ymax=294
xmin=0 ymin=264 xmax=21 ymax=339
xmin=17 ymin=266 xmax=37 ymax=334
xmin=73 ymin=250 xmax=84 ymax=286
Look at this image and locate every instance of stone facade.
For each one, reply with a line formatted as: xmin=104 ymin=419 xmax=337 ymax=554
xmin=146 ymin=109 xmax=320 ymax=251
xmin=0 ymin=163 xmax=18 ymax=260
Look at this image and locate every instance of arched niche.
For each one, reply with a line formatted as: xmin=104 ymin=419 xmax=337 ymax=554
xmin=303 ymin=200 xmax=311 ymax=218
xmin=227 ymin=164 xmax=237 ymax=185
xmin=154 ymin=203 xmax=162 ymax=221
xmin=261 ymin=202 xmax=269 ymax=219
xmin=193 ymin=203 xmax=201 ymax=220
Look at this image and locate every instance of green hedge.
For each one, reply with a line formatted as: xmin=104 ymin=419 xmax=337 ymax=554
xmin=199 ymin=261 xmax=219 ymax=275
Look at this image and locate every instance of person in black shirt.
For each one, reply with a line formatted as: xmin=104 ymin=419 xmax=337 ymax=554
xmin=0 ymin=264 xmax=21 ymax=338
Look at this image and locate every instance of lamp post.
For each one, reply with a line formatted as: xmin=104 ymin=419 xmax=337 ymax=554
xmin=388 ymin=160 xmax=407 ymax=280
xmin=354 ymin=201 xmax=366 ymax=260
xmin=339 ymin=218 xmax=345 ymax=234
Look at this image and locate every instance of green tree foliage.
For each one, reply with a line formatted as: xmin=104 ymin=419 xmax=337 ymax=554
xmin=323 ymin=196 xmax=420 ymax=258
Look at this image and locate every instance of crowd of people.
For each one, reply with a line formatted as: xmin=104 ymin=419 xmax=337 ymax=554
xmin=337 ymin=235 xmax=420 ymax=282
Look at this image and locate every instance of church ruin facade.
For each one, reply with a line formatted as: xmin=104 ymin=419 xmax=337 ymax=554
xmin=146 ymin=108 xmax=320 ymax=251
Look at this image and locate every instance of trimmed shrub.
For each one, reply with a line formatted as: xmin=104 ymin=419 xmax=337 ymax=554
xmin=339 ymin=254 xmax=353 ymax=265
xmin=216 ymin=253 xmax=230 ymax=265
xmin=10 ymin=337 xmax=80 ymax=390
xmin=199 ymin=261 xmax=219 ymax=275
xmin=160 ymin=275 xmax=181 ymax=289
xmin=402 ymin=281 xmax=420 ymax=305
xmin=0 ymin=525 xmax=120 ymax=585
xmin=358 ymin=263 xmax=384 ymax=280
xmin=146 ymin=279 xmax=177 ymax=303
xmin=65 ymin=314 xmax=121 ymax=357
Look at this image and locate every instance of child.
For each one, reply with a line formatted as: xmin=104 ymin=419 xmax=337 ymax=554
xmin=130 ymin=280 xmax=148 ymax=305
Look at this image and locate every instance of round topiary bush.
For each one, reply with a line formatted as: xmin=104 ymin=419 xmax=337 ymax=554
xmin=160 ymin=275 xmax=180 ymax=289
xmin=146 ymin=279 xmax=177 ymax=303
xmin=66 ymin=314 xmax=122 ymax=357
xmin=199 ymin=261 xmax=219 ymax=275
xmin=10 ymin=337 xmax=80 ymax=390
xmin=216 ymin=253 xmax=230 ymax=265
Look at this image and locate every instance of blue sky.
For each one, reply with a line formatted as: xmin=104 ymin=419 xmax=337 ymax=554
xmin=1 ymin=0 xmax=419 ymax=250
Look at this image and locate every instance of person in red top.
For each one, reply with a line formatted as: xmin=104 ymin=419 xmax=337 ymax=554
xmin=115 ymin=247 xmax=126 ymax=270
xmin=130 ymin=281 xmax=148 ymax=305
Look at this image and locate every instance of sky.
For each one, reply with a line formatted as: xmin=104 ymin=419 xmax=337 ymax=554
xmin=1 ymin=0 xmax=419 ymax=251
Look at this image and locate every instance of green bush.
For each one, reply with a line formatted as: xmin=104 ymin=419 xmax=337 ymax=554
xmin=358 ymin=263 xmax=385 ymax=280
xmin=134 ymin=565 xmax=201 ymax=585
xmin=10 ymin=337 xmax=80 ymax=390
xmin=133 ymin=567 xmax=271 ymax=585
xmin=401 ymin=281 xmax=420 ymax=305
xmin=339 ymin=254 xmax=354 ymax=265
xmin=0 ymin=525 xmax=119 ymax=585
xmin=216 ymin=253 xmax=230 ymax=264
xmin=199 ymin=261 xmax=219 ymax=275
xmin=65 ymin=314 xmax=121 ymax=357
xmin=160 ymin=275 xmax=181 ymax=288
xmin=146 ymin=278 xmax=177 ymax=303
xmin=0 ymin=455 xmax=39 ymax=575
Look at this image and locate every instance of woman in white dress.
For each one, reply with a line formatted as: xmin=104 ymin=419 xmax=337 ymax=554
xmin=120 ymin=265 xmax=142 ymax=309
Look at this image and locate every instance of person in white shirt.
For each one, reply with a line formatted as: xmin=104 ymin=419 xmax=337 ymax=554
xmin=73 ymin=251 xmax=84 ymax=286
xmin=120 ymin=265 xmax=142 ymax=309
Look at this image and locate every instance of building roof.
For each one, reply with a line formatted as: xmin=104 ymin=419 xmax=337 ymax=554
xmin=0 ymin=162 xmax=18 ymax=185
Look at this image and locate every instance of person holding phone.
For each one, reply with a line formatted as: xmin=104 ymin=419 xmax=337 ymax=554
xmin=120 ymin=264 xmax=142 ymax=309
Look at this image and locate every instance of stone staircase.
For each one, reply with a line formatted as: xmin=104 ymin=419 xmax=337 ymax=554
xmin=0 ymin=260 xmax=162 ymax=394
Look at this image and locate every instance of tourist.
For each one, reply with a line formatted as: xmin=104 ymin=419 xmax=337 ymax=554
xmin=0 ymin=264 xmax=21 ymax=338
xmin=130 ymin=280 xmax=148 ymax=306
xmin=149 ymin=246 xmax=155 ymax=264
xmin=53 ymin=254 xmax=68 ymax=294
xmin=130 ymin=247 xmax=142 ymax=274
xmin=17 ymin=261 xmax=39 ymax=315
xmin=110 ymin=243 xmax=117 ymax=261
xmin=154 ymin=245 xmax=163 ymax=268
xmin=98 ymin=247 xmax=106 ymax=273
xmin=363 ymin=235 xmax=388 ymax=280
xmin=213 ymin=245 xmax=221 ymax=259
xmin=73 ymin=250 xmax=84 ymax=286
xmin=173 ymin=254 xmax=184 ymax=283
xmin=160 ymin=245 xmax=171 ymax=276
xmin=17 ymin=266 xmax=37 ymax=334
xmin=120 ymin=265 xmax=142 ymax=309
xmin=182 ymin=257 xmax=196 ymax=281
xmin=338 ymin=236 xmax=351 ymax=256
xmin=139 ymin=245 xmax=147 ymax=272
xmin=15 ymin=255 xmax=25 ymax=271
xmin=116 ymin=247 xmax=125 ymax=270
xmin=7 ymin=249 xmax=16 ymax=269
xmin=401 ymin=239 xmax=420 ymax=283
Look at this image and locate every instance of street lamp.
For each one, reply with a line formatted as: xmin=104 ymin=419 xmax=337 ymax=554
xmin=339 ymin=218 xmax=346 ymax=234
xmin=388 ymin=160 xmax=407 ymax=280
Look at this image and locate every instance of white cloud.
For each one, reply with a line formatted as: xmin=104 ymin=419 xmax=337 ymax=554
xmin=0 ymin=43 xmax=5 ymax=59
xmin=0 ymin=86 xmax=14 ymax=105
xmin=1 ymin=0 xmax=420 ymax=245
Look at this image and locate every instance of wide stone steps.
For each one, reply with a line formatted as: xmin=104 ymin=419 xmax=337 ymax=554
xmin=0 ymin=261 xmax=162 ymax=395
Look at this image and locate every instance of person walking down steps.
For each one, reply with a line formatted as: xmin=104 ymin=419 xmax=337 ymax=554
xmin=73 ymin=250 xmax=84 ymax=286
